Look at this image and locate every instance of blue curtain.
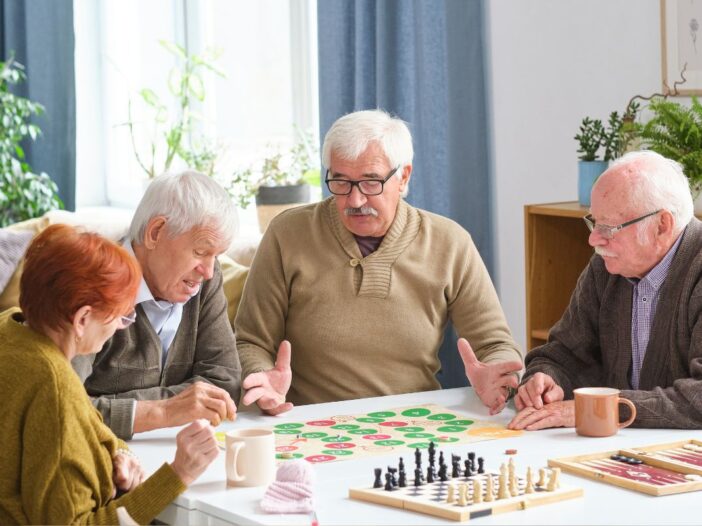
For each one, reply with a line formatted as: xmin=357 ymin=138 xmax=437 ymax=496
xmin=318 ymin=0 xmax=492 ymax=388
xmin=1 ymin=0 xmax=76 ymax=211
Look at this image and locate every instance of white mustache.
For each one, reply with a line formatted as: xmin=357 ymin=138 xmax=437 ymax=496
xmin=345 ymin=206 xmax=378 ymax=217
xmin=595 ymin=247 xmax=616 ymax=257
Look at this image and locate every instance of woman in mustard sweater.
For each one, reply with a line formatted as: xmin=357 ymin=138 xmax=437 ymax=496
xmin=0 ymin=224 xmax=219 ymax=524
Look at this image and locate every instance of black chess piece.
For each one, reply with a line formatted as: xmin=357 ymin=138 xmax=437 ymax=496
xmin=398 ymin=469 xmax=407 ymax=487
xmin=388 ymin=467 xmax=398 ymax=487
xmin=373 ymin=468 xmax=383 ymax=488
xmin=414 ymin=468 xmax=423 ymax=486
xmin=477 ymin=457 xmax=485 ymax=474
xmin=464 ymin=459 xmax=472 ymax=478
xmin=438 ymin=463 xmax=448 ymax=482
xmin=385 ymin=473 xmax=393 ymax=491
xmin=428 ymin=441 xmax=436 ymax=463
xmin=426 ymin=465 xmax=434 ymax=483
xmin=439 ymin=451 xmax=445 ymax=468
xmin=415 ymin=448 xmax=422 ymax=468
xmin=399 ymin=457 xmax=405 ymax=472
xmin=468 ymin=451 xmax=476 ymax=471
xmin=451 ymin=454 xmax=461 ymax=478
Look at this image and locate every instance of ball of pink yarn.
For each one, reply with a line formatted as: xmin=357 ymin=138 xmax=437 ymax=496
xmin=276 ymin=459 xmax=314 ymax=485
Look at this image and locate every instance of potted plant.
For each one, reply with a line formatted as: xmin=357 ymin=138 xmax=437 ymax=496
xmin=0 ymin=55 xmax=62 ymax=227
xmin=228 ymin=130 xmax=320 ymax=233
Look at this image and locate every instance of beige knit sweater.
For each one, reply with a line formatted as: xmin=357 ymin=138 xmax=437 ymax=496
xmin=236 ymin=198 xmax=522 ymax=405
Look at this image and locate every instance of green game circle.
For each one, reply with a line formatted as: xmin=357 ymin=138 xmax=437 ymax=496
xmin=404 ymin=432 xmax=435 ymax=439
xmin=374 ymin=439 xmax=405 ymax=446
xmin=276 ymin=453 xmax=304 ymax=460
xmin=407 ymin=442 xmax=432 ymax=449
xmin=356 ymin=417 xmax=385 ymax=423
xmin=348 ymin=428 xmax=378 ymax=435
xmin=394 ymin=426 xmax=425 ymax=433
xmin=321 ymin=436 xmax=351 ymax=443
xmin=274 ymin=429 xmax=299 ymax=435
xmin=435 ymin=436 xmax=460 ymax=443
xmin=331 ymin=424 xmax=360 ymax=430
xmin=367 ymin=411 xmax=397 ymax=418
xmin=323 ymin=449 xmax=354 ymax=456
xmin=437 ymin=425 xmax=468 ymax=433
xmin=427 ymin=413 xmax=456 ymax=421
xmin=449 ymin=419 xmax=474 ymax=426
xmin=301 ymin=432 xmax=327 ymax=439
xmin=274 ymin=423 xmax=305 ymax=429
xmin=401 ymin=408 xmax=431 ymax=417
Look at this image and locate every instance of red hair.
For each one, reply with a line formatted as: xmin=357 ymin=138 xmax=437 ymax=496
xmin=19 ymin=224 xmax=141 ymax=332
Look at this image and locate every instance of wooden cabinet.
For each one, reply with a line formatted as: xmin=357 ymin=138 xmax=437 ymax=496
xmin=524 ymin=202 xmax=593 ymax=351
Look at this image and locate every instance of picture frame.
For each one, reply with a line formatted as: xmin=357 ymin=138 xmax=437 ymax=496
xmin=660 ymin=0 xmax=702 ymax=95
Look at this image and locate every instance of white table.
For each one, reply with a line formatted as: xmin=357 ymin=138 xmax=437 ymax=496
xmin=129 ymin=388 xmax=702 ymax=525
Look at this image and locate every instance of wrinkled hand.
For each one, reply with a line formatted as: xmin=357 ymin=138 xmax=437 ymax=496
xmin=514 ymin=373 xmax=564 ymax=411
xmin=112 ymin=451 xmax=145 ymax=495
xmin=242 ymin=340 xmax=293 ymax=416
xmin=170 ymin=419 xmax=219 ymax=486
xmin=457 ymin=338 xmax=523 ymax=415
xmin=507 ymin=400 xmax=575 ymax=430
xmin=164 ymin=381 xmax=237 ymax=427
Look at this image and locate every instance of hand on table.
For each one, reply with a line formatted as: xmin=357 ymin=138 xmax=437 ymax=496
xmin=170 ymin=419 xmax=219 ymax=486
xmin=242 ymin=340 xmax=294 ymax=416
xmin=457 ymin=338 xmax=523 ymax=415
xmin=514 ymin=372 xmax=564 ymax=411
xmin=163 ymin=381 xmax=237 ymax=427
xmin=112 ymin=451 xmax=145 ymax=495
xmin=507 ymin=400 xmax=575 ymax=430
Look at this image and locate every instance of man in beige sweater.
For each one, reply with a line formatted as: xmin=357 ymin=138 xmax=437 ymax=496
xmin=236 ymin=110 xmax=523 ymax=416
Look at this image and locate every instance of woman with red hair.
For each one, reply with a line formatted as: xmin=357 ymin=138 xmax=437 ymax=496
xmin=0 ymin=224 xmax=219 ymax=524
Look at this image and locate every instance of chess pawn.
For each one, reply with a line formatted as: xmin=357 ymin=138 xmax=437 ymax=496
xmin=446 ymin=483 xmax=456 ymax=504
xmin=472 ymin=479 xmax=483 ymax=504
xmin=509 ymin=474 xmax=519 ymax=497
xmin=458 ymin=483 xmax=468 ymax=506
xmin=508 ymin=458 xmax=515 ymax=477
xmin=525 ymin=467 xmax=535 ymax=494
xmin=373 ymin=468 xmax=383 ymax=488
xmin=547 ymin=467 xmax=561 ymax=492
xmin=498 ymin=472 xmax=509 ymax=500
xmin=484 ymin=474 xmax=495 ymax=502
xmin=537 ymin=467 xmax=547 ymax=487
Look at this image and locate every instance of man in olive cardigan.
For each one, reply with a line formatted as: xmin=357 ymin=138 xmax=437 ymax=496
xmin=75 ymin=171 xmax=241 ymax=440
xmin=509 ymin=151 xmax=702 ymax=430
xmin=236 ymin=110 xmax=523 ymax=415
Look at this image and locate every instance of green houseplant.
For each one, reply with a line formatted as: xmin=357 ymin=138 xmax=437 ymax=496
xmin=0 ymin=55 xmax=62 ymax=227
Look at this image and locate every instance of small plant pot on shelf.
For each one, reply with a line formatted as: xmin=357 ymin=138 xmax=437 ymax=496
xmin=255 ymin=184 xmax=311 ymax=233
xmin=577 ymin=161 xmax=608 ymax=207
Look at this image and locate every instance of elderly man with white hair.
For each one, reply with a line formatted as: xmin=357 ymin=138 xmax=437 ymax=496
xmin=77 ymin=171 xmax=241 ymax=440
xmin=236 ymin=109 xmax=523 ymax=416
xmin=509 ymin=150 xmax=702 ymax=431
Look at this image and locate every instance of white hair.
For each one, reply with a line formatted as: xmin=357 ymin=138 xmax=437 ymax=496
xmin=322 ymin=109 xmax=413 ymax=197
xmin=605 ymin=150 xmax=693 ymax=236
xmin=128 ymin=170 xmax=238 ymax=245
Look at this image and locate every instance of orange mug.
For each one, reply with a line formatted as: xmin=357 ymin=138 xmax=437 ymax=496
xmin=574 ymin=387 xmax=636 ymax=437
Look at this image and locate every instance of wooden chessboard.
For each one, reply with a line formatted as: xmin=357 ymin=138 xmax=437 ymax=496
xmin=349 ymin=468 xmax=583 ymax=522
xmin=548 ymin=439 xmax=702 ymax=496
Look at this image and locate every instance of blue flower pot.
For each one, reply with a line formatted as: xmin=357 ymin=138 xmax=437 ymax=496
xmin=578 ymin=161 xmax=609 ymax=207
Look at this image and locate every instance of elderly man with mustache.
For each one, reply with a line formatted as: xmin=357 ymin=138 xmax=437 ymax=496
xmin=236 ymin=109 xmax=523 ymax=415
xmin=509 ymin=150 xmax=702 ymax=431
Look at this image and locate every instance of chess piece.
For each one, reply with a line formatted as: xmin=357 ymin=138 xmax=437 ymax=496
xmin=537 ymin=467 xmax=547 ymax=487
xmin=426 ymin=465 xmax=434 ymax=483
xmin=484 ymin=474 xmax=494 ymax=502
xmin=373 ymin=468 xmax=383 ymax=488
xmin=508 ymin=458 xmax=518 ymax=496
xmin=452 ymin=455 xmax=461 ymax=478
xmin=384 ymin=473 xmax=393 ymax=491
xmin=477 ymin=457 xmax=485 ymax=474
xmin=525 ymin=467 xmax=535 ymax=494
xmin=415 ymin=448 xmax=422 ymax=469
xmin=399 ymin=457 xmax=405 ymax=473
xmin=464 ymin=459 xmax=471 ymax=478
xmin=458 ymin=483 xmax=468 ymax=506
xmin=438 ymin=463 xmax=448 ymax=482
xmin=498 ymin=472 xmax=509 ymax=500
xmin=446 ymin=483 xmax=455 ymax=504
xmin=547 ymin=467 xmax=561 ymax=492
xmin=439 ymin=451 xmax=445 ymax=469
xmin=414 ymin=468 xmax=423 ymax=487
xmin=472 ymin=479 xmax=482 ymax=504
xmin=468 ymin=451 xmax=476 ymax=472
xmin=398 ymin=469 xmax=407 ymax=488
xmin=388 ymin=467 xmax=398 ymax=487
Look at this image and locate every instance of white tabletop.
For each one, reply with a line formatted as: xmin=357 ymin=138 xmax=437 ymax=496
xmin=129 ymin=388 xmax=702 ymax=525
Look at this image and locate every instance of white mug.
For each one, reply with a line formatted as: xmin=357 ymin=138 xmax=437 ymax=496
xmin=225 ymin=428 xmax=276 ymax=487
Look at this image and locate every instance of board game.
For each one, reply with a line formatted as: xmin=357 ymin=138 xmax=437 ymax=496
xmin=217 ymin=403 xmax=522 ymax=464
xmin=548 ymin=439 xmax=702 ymax=496
xmin=350 ymin=444 xmax=582 ymax=522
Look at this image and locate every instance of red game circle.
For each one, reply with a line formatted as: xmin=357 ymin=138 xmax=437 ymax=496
xmin=305 ymin=454 xmax=336 ymax=463
xmin=306 ymin=420 xmax=336 ymax=426
xmin=379 ymin=421 xmax=408 ymax=427
xmin=362 ymin=434 xmax=392 ymax=440
xmin=276 ymin=445 xmax=298 ymax=452
xmin=325 ymin=442 xmax=356 ymax=449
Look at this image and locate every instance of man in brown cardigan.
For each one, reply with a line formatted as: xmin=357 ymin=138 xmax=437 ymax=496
xmin=510 ymin=151 xmax=702 ymax=430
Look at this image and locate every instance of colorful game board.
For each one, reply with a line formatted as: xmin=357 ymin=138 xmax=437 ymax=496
xmin=218 ymin=403 xmax=522 ymax=464
xmin=549 ymin=439 xmax=702 ymax=496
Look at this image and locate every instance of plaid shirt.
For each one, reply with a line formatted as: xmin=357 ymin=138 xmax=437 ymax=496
xmin=628 ymin=232 xmax=684 ymax=389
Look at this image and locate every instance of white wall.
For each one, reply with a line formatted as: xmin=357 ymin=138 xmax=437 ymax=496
xmin=486 ymin=0 xmax=661 ymax=350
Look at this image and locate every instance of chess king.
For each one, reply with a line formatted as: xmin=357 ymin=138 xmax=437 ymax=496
xmin=236 ymin=109 xmax=524 ymax=415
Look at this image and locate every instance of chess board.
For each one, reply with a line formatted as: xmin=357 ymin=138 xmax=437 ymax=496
xmin=217 ymin=403 xmax=522 ymax=464
xmin=350 ymin=467 xmax=582 ymax=521
xmin=549 ymin=439 xmax=702 ymax=496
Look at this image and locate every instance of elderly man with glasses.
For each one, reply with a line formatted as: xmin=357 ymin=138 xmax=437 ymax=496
xmin=509 ymin=150 xmax=702 ymax=431
xmin=235 ymin=109 xmax=523 ymax=416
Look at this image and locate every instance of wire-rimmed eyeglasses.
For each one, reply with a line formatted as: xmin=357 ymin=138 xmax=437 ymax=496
xmin=583 ymin=210 xmax=661 ymax=240
xmin=325 ymin=166 xmax=400 ymax=196
xmin=118 ymin=310 xmax=137 ymax=329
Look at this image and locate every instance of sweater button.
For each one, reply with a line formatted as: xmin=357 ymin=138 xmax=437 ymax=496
xmin=349 ymin=258 xmax=360 ymax=267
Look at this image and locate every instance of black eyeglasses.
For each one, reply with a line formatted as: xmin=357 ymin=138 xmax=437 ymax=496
xmin=325 ymin=166 xmax=400 ymax=196
xmin=583 ymin=210 xmax=661 ymax=240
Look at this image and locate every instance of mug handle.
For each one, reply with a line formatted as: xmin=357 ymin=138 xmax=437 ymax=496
xmin=617 ymin=398 xmax=637 ymax=429
xmin=227 ymin=442 xmax=246 ymax=482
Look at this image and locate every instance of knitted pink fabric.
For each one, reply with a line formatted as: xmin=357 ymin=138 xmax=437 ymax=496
xmin=261 ymin=460 xmax=315 ymax=513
